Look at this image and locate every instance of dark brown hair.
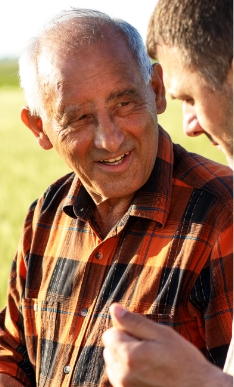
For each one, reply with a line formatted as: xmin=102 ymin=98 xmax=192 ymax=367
xmin=147 ymin=0 xmax=233 ymax=90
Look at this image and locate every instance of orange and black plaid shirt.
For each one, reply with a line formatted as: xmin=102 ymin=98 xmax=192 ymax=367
xmin=0 ymin=128 xmax=233 ymax=387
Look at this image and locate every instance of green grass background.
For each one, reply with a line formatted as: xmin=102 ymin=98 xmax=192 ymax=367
xmin=0 ymin=61 xmax=227 ymax=309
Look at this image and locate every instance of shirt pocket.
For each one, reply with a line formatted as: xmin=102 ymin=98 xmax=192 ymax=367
xmin=21 ymin=298 xmax=40 ymax=369
xmin=145 ymin=313 xmax=174 ymax=325
xmin=38 ymin=300 xmax=61 ymax=387
xmin=129 ymin=305 xmax=175 ymax=325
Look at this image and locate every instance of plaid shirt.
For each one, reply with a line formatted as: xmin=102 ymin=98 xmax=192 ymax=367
xmin=0 ymin=128 xmax=233 ymax=387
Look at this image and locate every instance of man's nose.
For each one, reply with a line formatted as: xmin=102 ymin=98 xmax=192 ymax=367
xmin=94 ymin=114 xmax=124 ymax=152
xmin=182 ymin=102 xmax=204 ymax=137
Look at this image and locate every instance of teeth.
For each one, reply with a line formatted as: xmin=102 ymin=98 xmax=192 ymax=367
xmin=100 ymin=152 xmax=129 ymax=165
xmin=108 ymin=155 xmax=123 ymax=162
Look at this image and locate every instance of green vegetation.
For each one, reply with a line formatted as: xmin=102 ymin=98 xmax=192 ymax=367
xmin=0 ymin=62 xmax=227 ymax=309
xmin=0 ymin=85 xmax=69 ymax=309
xmin=0 ymin=60 xmax=19 ymax=88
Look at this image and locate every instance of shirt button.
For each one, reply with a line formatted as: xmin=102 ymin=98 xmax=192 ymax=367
xmin=64 ymin=365 xmax=71 ymax=374
xmin=81 ymin=308 xmax=88 ymax=317
xmin=95 ymin=251 xmax=103 ymax=260
xmin=33 ymin=304 xmax=38 ymax=312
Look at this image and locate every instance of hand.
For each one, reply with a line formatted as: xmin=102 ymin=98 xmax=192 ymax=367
xmin=102 ymin=303 xmax=232 ymax=387
xmin=0 ymin=374 xmax=24 ymax=386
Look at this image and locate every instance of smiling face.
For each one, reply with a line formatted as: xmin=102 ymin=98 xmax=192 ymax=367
xmin=36 ymin=35 xmax=160 ymax=205
xmin=157 ymin=45 xmax=233 ymax=168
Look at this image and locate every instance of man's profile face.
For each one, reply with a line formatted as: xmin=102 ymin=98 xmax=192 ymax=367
xmin=40 ymin=35 xmax=159 ymax=204
xmin=157 ymin=45 xmax=233 ymax=167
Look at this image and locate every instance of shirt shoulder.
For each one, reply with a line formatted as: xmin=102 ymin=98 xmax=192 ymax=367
xmin=23 ymin=172 xmax=76 ymax=228
xmin=36 ymin=172 xmax=76 ymax=212
xmin=173 ymin=143 xmax=233 ymax=207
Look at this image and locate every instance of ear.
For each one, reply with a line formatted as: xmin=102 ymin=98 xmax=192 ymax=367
xmin=151 ymin=63 xmax=167 ymax=114
xmin=21 ymin=107 xmax=53 ymax=150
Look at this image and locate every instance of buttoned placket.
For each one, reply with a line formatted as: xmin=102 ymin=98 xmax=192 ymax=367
xmin=58 ymin=235 xmax=120 ymax=386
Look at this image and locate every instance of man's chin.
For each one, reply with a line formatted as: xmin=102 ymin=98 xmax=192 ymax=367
xmin=216 ymin=144 xmax=233 ymax=170
xmin=207 ymin=137 xmax=233 ymax=169
xmin=226 ymin=155 xmax=234 ymax=171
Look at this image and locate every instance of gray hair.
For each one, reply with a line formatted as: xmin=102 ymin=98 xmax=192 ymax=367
xmin=19 ymin=8 xmax=152 ymax=116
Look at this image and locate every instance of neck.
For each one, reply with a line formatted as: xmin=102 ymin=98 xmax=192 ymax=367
xmin=93 ymin=196 xmax=133 ymax=237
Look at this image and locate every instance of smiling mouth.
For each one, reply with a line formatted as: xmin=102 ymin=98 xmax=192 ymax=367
xmin=99 ymin=152 xmax=130 ymax=166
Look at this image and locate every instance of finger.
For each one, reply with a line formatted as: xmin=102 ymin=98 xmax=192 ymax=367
xmin=105 ymin=364 xmax=124 ymax=387
xmin=103 ymin=347 xmax=114 ymax=365
xmin=109 ymin=303 xmax=170 ymax=341
xmin=103 ymin=347 xmax=128 ymax=387
xmin=102 ymin=326 xmax=137 ymax=349
xmin=104 ymin=347 xmax=133 ymax=387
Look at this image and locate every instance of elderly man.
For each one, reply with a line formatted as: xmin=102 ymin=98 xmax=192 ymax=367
xmin=0 ymin=7 xmax=233 ymax=387
xmin=102 ymin=0 xmax=233 ymax=386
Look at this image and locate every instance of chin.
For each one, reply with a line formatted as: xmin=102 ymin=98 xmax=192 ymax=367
xmin=226 ymin=156 xmax=234 ymax=170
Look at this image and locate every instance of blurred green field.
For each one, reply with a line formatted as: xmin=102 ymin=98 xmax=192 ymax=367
xmin=0 ymin=60 xmax=19 ymax=87
xmin=0 ymin=61 xmax=227 ymax=309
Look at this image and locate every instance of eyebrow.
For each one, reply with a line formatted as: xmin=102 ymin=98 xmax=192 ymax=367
xmin=56 ymin=105 xmax=85 ymax=121
xmin=168 ymin=92 xmax=176 ymax=100
xmin=169 ymin=92 xmax=192 ymax=101
xmin=107 ymin=88 xmax=140 ymax=103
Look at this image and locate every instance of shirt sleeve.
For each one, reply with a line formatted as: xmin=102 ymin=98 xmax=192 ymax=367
xmin=0 ymin=203 xmax=37 ymax=387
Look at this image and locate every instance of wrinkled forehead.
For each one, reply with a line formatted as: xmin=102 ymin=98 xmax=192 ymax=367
xmin=37 ymin=30 xmax=137 ymax=91
xmin=36 ymin=29 xmax=144 ymax=118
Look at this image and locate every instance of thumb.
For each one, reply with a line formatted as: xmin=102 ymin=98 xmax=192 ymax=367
xmin=110 ymin=303 xmax=167 ymax=341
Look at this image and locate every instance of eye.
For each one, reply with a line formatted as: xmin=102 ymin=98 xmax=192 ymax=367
xmin=183 ymin=98 xmax=194 ymax=105
xmin=117 ymin=101 xmax=130 ymax=107
xmin=79 ymin=114 xmax=92 ymax=121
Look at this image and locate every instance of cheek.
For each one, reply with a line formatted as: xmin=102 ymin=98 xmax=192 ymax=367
xmin=147 ymin=128 xmax=159 ymax=164
xmin=144 ymin=113 xmax=159 ymax=146
xmin=56 ymin=129 xmax=92 ymax=158
xmin=130 ymin=108 xmax=158 ymax=138
xmin=137 ymin=120 xmax=158 ymax=169
xmin=197 ymin=95 xmax=224 ymax=132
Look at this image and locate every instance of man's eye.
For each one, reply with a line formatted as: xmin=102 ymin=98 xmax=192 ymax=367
xmin=183 ymin=98 xmax=194 ymax=105
xmin=118 ymin=101 xmax=130 ymax=107
xmin=79 ymin=114 xmax=91 ymax=120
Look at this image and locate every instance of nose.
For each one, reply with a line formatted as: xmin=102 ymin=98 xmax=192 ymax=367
xmin=94 ymin=113 xmax=124 ymax=153
xmin=182 ymin=102 xmax=204 ymax=137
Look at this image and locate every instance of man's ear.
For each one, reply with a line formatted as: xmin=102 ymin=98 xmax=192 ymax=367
xmin=21 ymin=107 xmax=53 ymax=150
xmin=151 ymin=63 xmax=167 ymax=114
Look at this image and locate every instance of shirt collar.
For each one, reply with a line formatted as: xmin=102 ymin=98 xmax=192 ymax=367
xmin=63 ymin=127 xmax=173 ymax=228
xmin=130 ymin=127 xmax=173 ymax=226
